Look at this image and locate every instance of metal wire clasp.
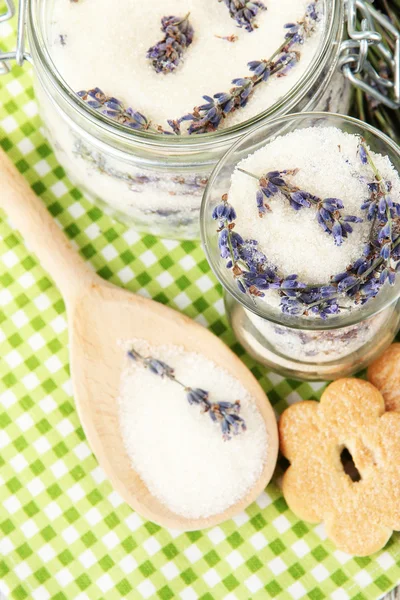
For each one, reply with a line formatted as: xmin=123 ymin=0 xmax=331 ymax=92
xmin=0 ymin=0 xmax=31 ymax=75
xmin=339 ymin=0 xmax=400 ymax=110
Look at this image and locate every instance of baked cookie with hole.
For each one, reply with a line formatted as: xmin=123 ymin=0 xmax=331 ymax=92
xmin=279 ymin=378 xmax=400 ymax=556
xmin=368 ymin=343 xmax=400 ymax=412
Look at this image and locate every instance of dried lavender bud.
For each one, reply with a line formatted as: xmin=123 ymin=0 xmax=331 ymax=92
xmin=218 ymin=0 xmax=266 ymax=32
xmin=127 ymin=350 xmax=246 ymax=440
xmin=147 ymin=14 xmax=194 ymax=74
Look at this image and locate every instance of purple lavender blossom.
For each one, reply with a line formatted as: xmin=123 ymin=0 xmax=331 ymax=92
xmin=147 ymin=14 xmax=194 ymax=74
xmin=127 ymin=350 xmax=246 ymax=440
xmin=256 ymin=170 xmax=362 ymax=245
xmin=218 ymin=0 xmax=266 ymax=32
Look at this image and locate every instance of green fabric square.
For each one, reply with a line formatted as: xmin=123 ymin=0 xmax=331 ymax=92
xmin=82 ymin=531 xmax=96 ymax=547
xmin=105 ymin=512 xmax=120 ymax=528
xmin=24 ymin=501 xmax=40 ymax=517
xmin=14 ymin=435 xmax=28 ymax=452
xmin=48 ymin=202 xmax=63 ymax=217
xmin=99 ymin=555 xmax=115 ymax=571
xmin=8 ymin=333 xmax=23 ymax=347
xmin=19 ymin=396 xmax=34 ymax=411
xmin=375 ymin=575 xmax=392 ymax=591
xmin=34 ymin=567 xmax=51 ymax=583
xmin=181 ymin=568 xmax=197 ymax=585
xmin=250 ymin=514 xmax=267 ymax=531
xmin=227 ymin=532 xmax=244 ymax=548
xmin=15 ymin=293 xmax=30 ymax=308
xmin=6 ymin=477 xmax=22 ymax=493
xmin=121 ymin=536 xmax=137 ymax=553
xmin=116 ymin=579 xmax=132 ymax=596
xmin=76 ymin=574 xmax=91 ymax=591
xmin=139 ymin=561 xmax=156 ymax=577
xmin=204 ymin=551 xmax=220 ymax=567
xmin=137 ymin=272 xmax=152 ymax=286
xmin=12 ymin=585 xmax=28 ymax=600
xmin=186 ymin=531 xmax=202 ymax=542
xmin=1 ymin=519 xmax=15 ymax=535
xmin=289 ymin=563 xmax=306 ymax=579
xmin=223 ymin=575 xmax=239 ymax=591
xmin=32 ymin=181 xmax=46 ymax=195
xmin=37 ymin=143 xmax=51 ymax=157
xmin=87 ymin=489 xmax=102 ymax=505
xmin=312 ymin=545 xmax=329 ymax=562
xmin=0 ymin=561 xmax=10 ymax=577
xmin=246 ymin=556 xmax=263 ymax=572
xmin=0 ymin=137 xmax=12 ymax=151
xmin=65 ymin=223 xmax=80 ymax=238
xmin=41 ymin=526 xmax=56 ymax=541
xmin=104 ymin=228 xmax=118 ymax=242
xmin=158 ymin=585 xmax=174 ymax=600
xmin=308 ymin=588 xmax=325 ymax=600
xmin=16 ymin=543 xmax=33 ymax=560
xmin=265 ymin=581 xmax=283 ymax=597
xmin=331 ymin=569 xmax=348 ymax=586
xmin=160 ymin=255 xmax=173 ymax=269
xmin=270 ymin=539 xmax=285 ymax=556
xmin=71 ymin=466 xmax=85 ymax=481
xmin=47 ymin=484 xmax=62 ymax=499
xmin=16 ymin=158 xmax=29 ymax=173
xmin=58 ymin=550 xmax=74 ymax=566
xmin=163 ymin=543 xmax=179 ymax=559
xmin=145 ymin=522 xmax=161 ymax=534
xmin=64 ymin=507 xmax=80 ymax=523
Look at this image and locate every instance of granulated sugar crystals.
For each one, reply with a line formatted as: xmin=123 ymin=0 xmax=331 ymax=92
xmin=118 ymin=341 xmax=268 ymax=519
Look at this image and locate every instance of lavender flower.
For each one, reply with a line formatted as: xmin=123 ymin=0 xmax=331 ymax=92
xmin=252 ymin=169 xmax=362 ymax=245
xmin=218 ymin=0 xmax=266 ymax=32
xmin=128 ymin=349 xmax=246 ymax=440
xmin=147 ymin=14 xmax=194 ymax=74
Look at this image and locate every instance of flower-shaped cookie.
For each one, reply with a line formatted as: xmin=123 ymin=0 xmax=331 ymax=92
xmin=279 ymin=378 xmax=400 ymax=556
xmin=368 ymin=343 xmax=400 ymax=412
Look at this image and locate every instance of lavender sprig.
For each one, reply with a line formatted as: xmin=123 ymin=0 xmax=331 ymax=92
xmin=218 ymin=0 xmax=266 ymax=32
xmin=147 ymin=14 xmax=194 ymax=74
xmin=127 ymin=348 xmax=246 ymax=441
xmin=239 ymin=167 xmax=362 ymax=246
xmin=212 ymin=138 xmax=400 ymax=318
xmin=180 ymin=1 xmax=320 ymax=134
xmin=77 ymin=88 xmax=176 ymax=135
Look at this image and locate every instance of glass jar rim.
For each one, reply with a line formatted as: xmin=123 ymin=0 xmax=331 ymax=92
xmin=200 ymin=111 xmax=400 ymax=331
xmin=28 ymin=0 xmax=341 ymax=149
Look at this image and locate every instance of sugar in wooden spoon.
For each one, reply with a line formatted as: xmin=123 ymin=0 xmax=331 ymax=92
xmin=0 ymin=149 xmax=278 ymax=530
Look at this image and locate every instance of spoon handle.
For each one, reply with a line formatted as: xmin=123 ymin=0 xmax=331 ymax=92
xmin=0 ymin=149 xmax=96 ymax=304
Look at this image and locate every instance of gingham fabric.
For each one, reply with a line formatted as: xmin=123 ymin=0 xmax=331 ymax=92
xmin=1 ymin=16 xmax=400 ymax=600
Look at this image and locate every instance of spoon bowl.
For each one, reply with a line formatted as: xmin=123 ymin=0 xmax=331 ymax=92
xmin=0 ymin=148 xmax=278 ymax=530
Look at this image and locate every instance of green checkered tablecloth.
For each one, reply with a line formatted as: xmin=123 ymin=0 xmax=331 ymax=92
xmin=1 ymin=19 xmax=400 ymax=600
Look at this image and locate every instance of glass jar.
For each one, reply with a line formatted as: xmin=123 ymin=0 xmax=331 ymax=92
xmin=0 ymin=0 xmax=398 ymax=239
xmin=200 ymin=113 xmax=400 ymax=380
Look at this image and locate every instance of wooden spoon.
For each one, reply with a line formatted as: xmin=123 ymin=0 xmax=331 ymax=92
xmin=0 ymin=149 xmax=278 ymax=530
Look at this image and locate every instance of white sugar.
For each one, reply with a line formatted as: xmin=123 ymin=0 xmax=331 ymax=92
xmin=230 ymin=126 xmax=400 ymax=287
xmin=118 ymin=341 xmax=268 ymax=519
xmin=49 ymin=0 xmax=323 ymax=132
